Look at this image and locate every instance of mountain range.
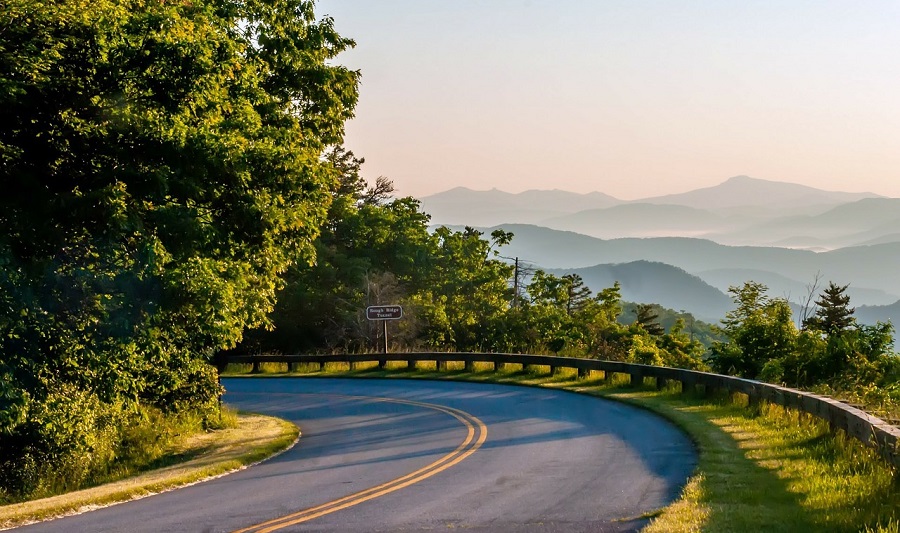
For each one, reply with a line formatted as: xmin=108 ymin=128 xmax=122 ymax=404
xmin=420 ymin=176 xmax=895 ymax=249
xmin=421 ymin=176 xmax=900 ymax=324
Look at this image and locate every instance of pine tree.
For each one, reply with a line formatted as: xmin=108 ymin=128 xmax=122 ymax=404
xmin=562 ymin=274 xmax=592 ymax=315
xmin=634 ymin=304 xmax=665 ymax=336
xmin=804 ymin=282 xmax=855 ymax=334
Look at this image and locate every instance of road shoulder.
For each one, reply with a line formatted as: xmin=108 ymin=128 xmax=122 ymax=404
xmin=0 ymin=413 xmax=298 ymax=530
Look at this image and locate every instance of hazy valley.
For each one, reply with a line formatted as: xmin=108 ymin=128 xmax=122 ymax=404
xmin=422 ymin=176 xmax=900 ymax=325
xmin=421 ymin=176 xmax=896 ymax=248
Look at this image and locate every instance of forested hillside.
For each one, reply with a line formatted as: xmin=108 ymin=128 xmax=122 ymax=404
xmin=234 ymin=151 xmax=900 ymax=419
xmin=549 ymin=261 xmax=733 ymax=321
xmin=488 ymin=224 xmax=900 ymax=304
xmin=236 ymin=150 xmax=708 ymax=366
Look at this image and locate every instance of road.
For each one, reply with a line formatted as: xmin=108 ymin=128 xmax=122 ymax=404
xmin=17 ymin=378 xmax=696 ymax=532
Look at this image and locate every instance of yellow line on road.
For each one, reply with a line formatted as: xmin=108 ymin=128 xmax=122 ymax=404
xmin=233 ymin=395 xmax=488 ymax=533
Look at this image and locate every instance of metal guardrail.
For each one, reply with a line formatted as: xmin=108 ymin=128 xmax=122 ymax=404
xmin=221 ymin=352 xmax=900 ymax=468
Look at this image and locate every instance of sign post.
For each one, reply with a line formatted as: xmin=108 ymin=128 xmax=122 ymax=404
xmin=366 ymin=305 xmax=403 ymax=368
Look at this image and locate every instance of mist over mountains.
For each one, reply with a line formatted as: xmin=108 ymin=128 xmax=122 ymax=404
xmin=420 ymin=176 xmax=893 ymax=249
xmin=421 ymin=176 xmax=900 ymax=325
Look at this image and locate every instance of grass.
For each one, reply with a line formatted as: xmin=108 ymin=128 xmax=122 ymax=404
xmin=0 ymin=412 xmax=299 ymax=529
xmin=224 ymin=360 xmax=900 ymax=532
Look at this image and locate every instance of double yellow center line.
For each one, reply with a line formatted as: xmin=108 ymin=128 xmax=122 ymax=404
xmin=234 ymin=395 xmax=488 ymax=533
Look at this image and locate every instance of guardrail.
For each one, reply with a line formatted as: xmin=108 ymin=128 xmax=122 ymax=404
xmin=220 ymin=352 xmax=900 ymax=468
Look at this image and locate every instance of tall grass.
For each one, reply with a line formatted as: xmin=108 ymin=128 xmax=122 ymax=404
xmin=0 ymin=403 xmax=238 ymax=505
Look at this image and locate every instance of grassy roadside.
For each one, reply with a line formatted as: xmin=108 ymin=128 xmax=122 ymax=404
xmin=225 ymin=361 xmax=900 ymax=532
xmin=0 ymin=413 xmax=299 ymax=530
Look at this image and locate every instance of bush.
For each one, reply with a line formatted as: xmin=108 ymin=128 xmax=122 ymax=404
xmin=0 ymin=387 xmax=227 ymax=504
xmin=0 ymin=383 xmax=122 ymax=501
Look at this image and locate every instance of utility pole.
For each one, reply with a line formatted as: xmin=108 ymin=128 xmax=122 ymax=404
xmin=513 ymin=257 xmax=519 ymax=308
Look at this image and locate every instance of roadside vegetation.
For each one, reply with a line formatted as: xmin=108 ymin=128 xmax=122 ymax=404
xmin=0 ymin=405 xmax=235 ymax=505
xmin=0 ymin=412 xmax=298 ymax=528
xmin=1 ymin=0 xmax=356 ymax=503
xmin=224 ymin=362 xmax=900 ymax=532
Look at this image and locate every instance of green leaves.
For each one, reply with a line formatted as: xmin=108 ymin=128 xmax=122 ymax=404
xmin=710 ymin=281 xmax=898 ymax=389
xmin=709 ymin=282 xmax=797 ymax=378
xmin=1 ymin=0 xmax=359 ymax=499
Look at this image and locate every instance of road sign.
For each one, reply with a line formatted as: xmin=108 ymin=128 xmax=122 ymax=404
xmin=366 ymin=305 xmax=403 ymax=320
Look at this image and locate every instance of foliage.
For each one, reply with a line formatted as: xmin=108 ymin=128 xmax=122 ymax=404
xmin=709 ymin=282 xmax=798 ymax=378
xmin=632 ymin=303 xmax=665 ymax=336
xmin=803 ymin=282 xmax=855 ymax=334
xmin=710 ymin=281 xmax=899 ymax=397
xmin=619 ymin=303 xmax=722 ymax=348
xmin=562 ymin=274 xmax=593 ymax=315
xmin=243 ymin=195 xmax=709 ymax=368
xmin=1 ymin=0 xmax=357 ymax=500
xmin=0 ymin=396 xmax=216 ymax=504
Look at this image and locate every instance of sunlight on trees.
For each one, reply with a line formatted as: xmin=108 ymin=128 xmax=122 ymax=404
xmin=0 ymin=0 xmax=358 ymax=501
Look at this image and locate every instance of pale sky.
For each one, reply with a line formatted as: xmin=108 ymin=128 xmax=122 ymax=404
xmin=315 ymin=1 xmax=900 ymax=200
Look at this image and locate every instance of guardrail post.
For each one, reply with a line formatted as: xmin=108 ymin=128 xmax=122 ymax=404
xmin=747 ymin=393 xmax=760 ymax=409
xmin=465 ymin=360 xmax=476 ymax=372
xmin=378 ymin=359 xmax=386 ymax=370
xmin=746 ymin=384 xmax=761 ymax=409
xmin=679 ymin=374 xmax=696 ymax=395
xmin=407 ymin=358 xmax=416 ymax=370
xmin=549 ymin=365 xmax=557 ymax=375
xmin=656 ymin=377 xmax=668 ymax=390
xmin=251 ymin=357 xmax=261 ymax=374
xmin=630 ymin=370 xmax=643 ymax=387
xmin=438 ymin=360 xmax=447 ymax=371
xmin=577 ymin=367 xmax=588 ymax=378
xmin=494 ymin=361 xmax=503 ymax=371
xmin=701 ymin=382 xmax=719 ymax=398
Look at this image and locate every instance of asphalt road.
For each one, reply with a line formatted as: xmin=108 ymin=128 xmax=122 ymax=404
xmin=18 ymin=378 xmax=697 ymax=532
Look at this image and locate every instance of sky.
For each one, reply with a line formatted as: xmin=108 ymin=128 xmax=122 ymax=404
xmin=314 ymin=1 xmax=900 ymax=200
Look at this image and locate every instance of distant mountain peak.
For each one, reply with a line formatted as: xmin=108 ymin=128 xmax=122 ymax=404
xmin=638 ymin=175 xmax=881 ymax=209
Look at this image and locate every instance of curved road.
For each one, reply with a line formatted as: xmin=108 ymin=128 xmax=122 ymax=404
xmin=18 ymin=378 xmax=696 ymax=532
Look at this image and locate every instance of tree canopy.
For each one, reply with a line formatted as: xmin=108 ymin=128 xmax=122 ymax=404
xmin=1 ymin=0 xmax=358 ymax=499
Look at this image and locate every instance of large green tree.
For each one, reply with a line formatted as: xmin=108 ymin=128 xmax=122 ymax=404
xmin=0 ymin=0 xmax=357 ymax=497
xmin=709 ymin=282 xmax=797 ymax=378
xmin=412 ymin=228 xmax=514 ymax=351
xmin=241 ymin=148 xmax=433 ymax=353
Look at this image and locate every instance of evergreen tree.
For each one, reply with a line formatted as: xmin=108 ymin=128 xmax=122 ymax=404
xmin=562 ymin=274 xmax=592 ymax=316
xmin=634 ymin=304 xmax=665 ymax=336
xmin=804 ymin=282 xmax=855 ymax=335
